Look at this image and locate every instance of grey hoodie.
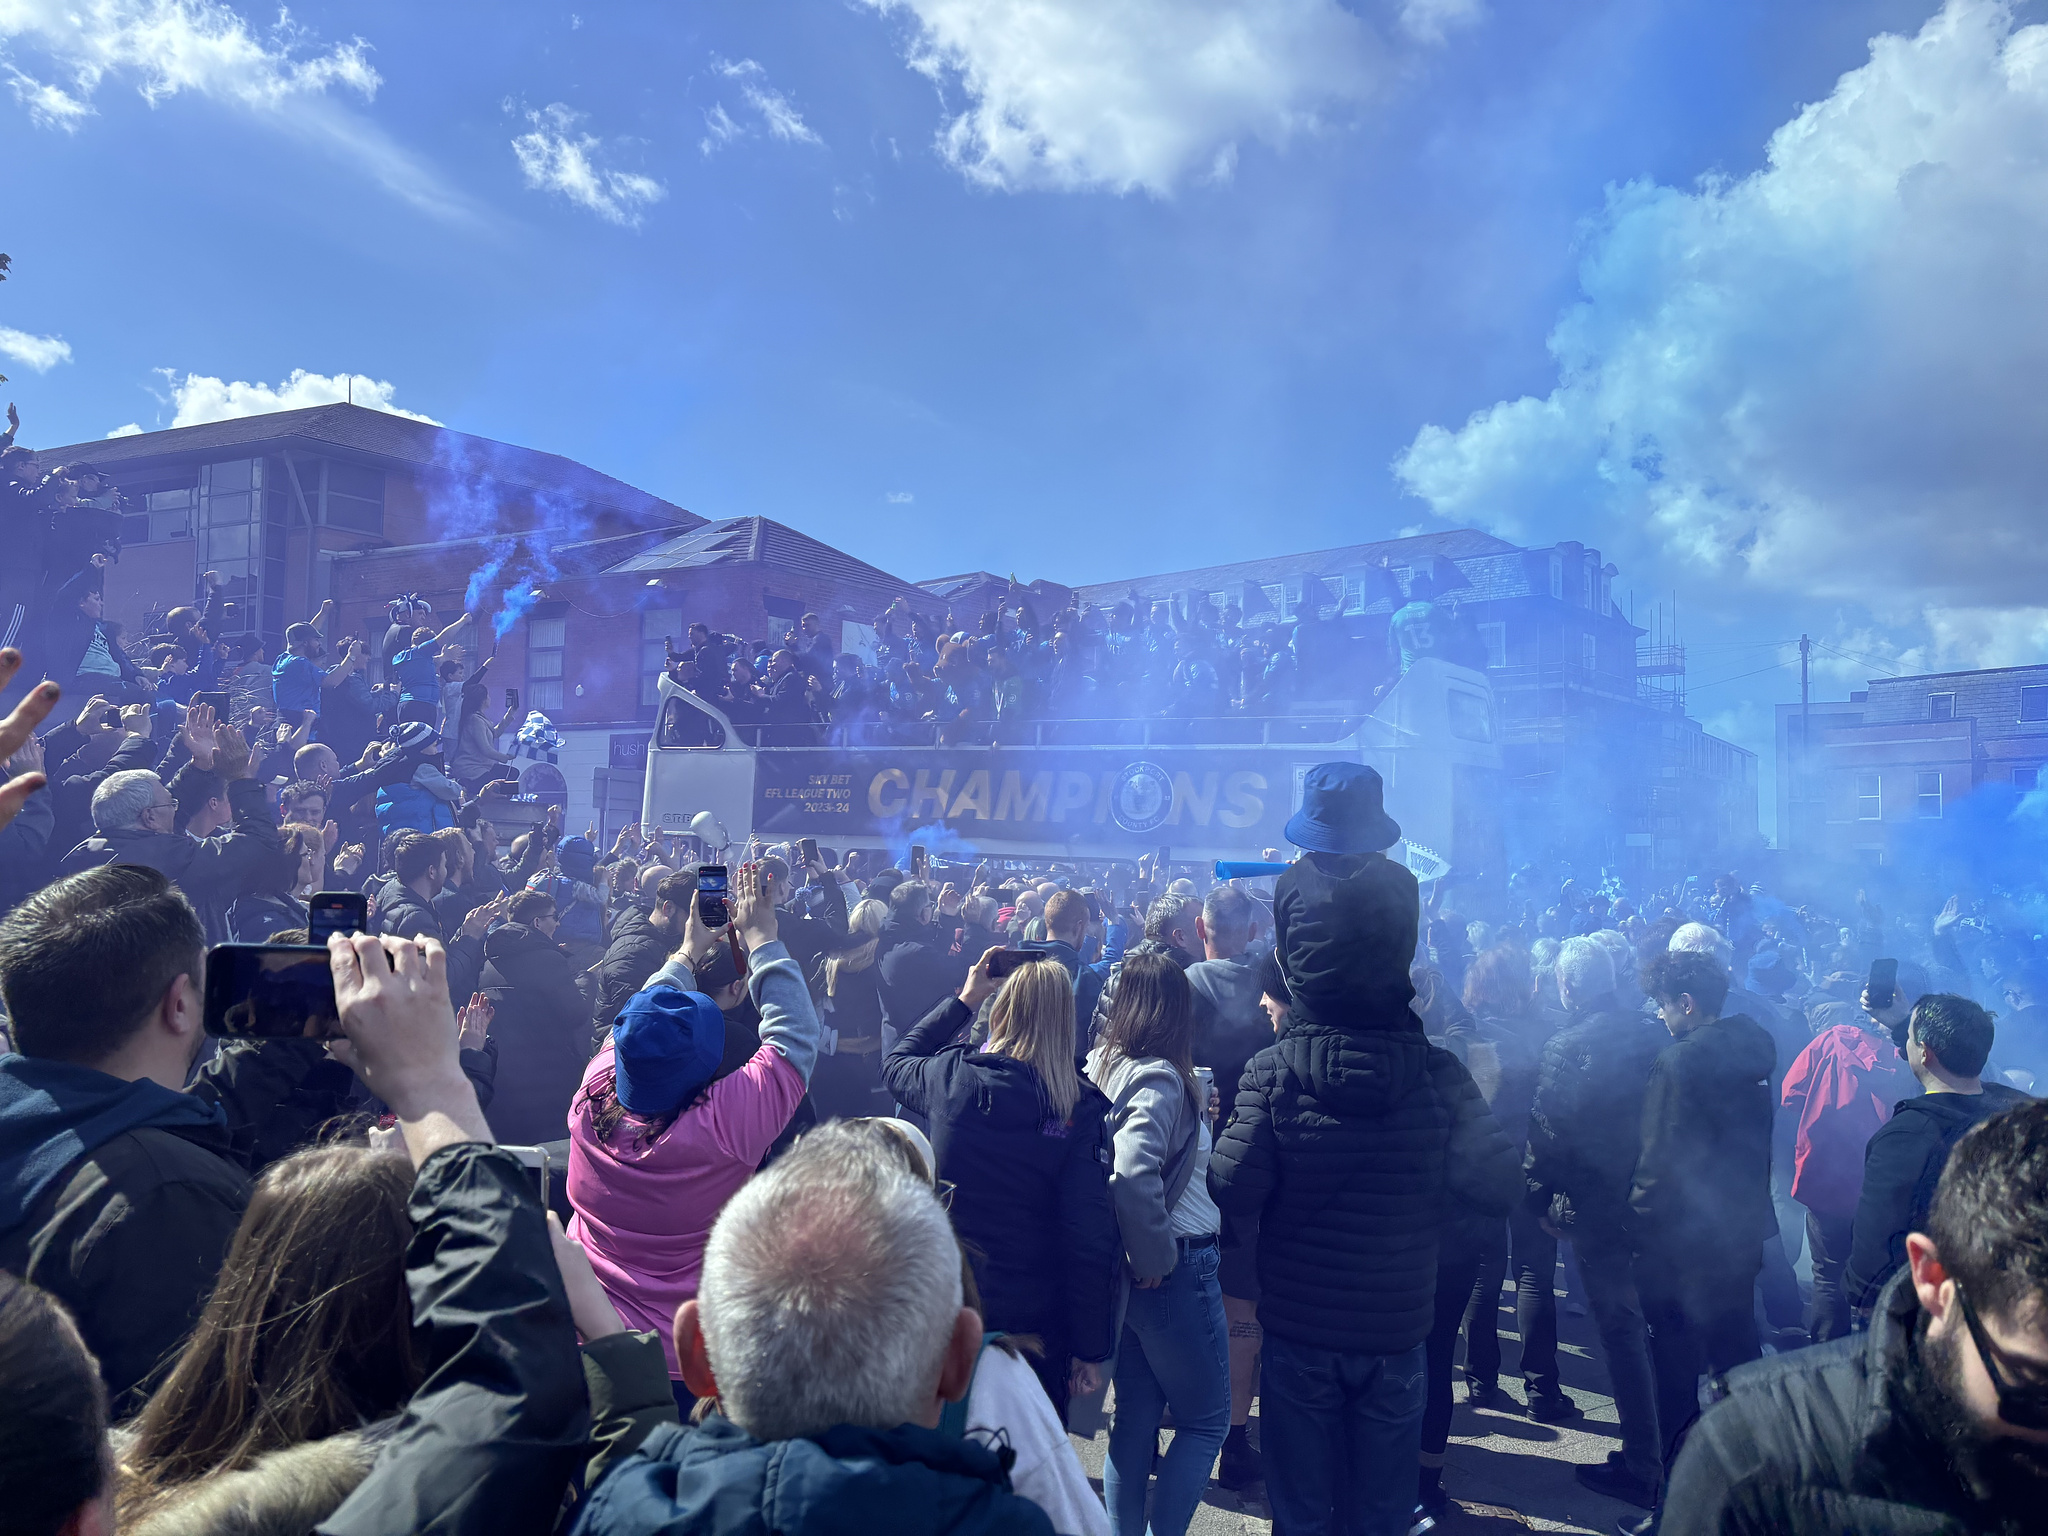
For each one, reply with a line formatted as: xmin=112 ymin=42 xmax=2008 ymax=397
xmin=1086 ymin=1047 xmax=1200 ymax=1282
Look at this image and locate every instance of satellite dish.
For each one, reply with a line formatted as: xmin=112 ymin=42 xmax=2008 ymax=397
xmin=688 ymin=811 xmax=728 ymax=848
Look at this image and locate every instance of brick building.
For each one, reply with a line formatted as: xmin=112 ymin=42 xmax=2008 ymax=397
xmin=1777 ymin=664 xmax=2048 ymax=865
xmin=27 ymin=407 xmax=930 ymax=830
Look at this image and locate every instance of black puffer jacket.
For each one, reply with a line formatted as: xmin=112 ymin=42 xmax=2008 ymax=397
xmin=1629 ymin=1012 xmax=1778 ymax=1265
xmin=1660 ymin=1269 xmax=2026 ymax=1535
xmin=881 ymin=995 xmax=1119 ymax=1413
xmin=480 ymin=922 xmax=591 ymax=1145
xmin=589 ymin=902 xmax=674 ymax=1035
xmin=1524 ymin=994 xmax=1669 ymax=1242
xmin=1208 ymin=1016 xmax=1518 ymax=1353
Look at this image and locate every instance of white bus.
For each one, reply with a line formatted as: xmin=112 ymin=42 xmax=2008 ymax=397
xmin=642 ymin=657 xmax=1500 ymax=878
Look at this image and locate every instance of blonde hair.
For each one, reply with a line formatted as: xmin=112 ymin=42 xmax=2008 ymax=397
xmin=825 ymin=898 xmax=888 ymax=997
xmin=985 ymin=960 xmax=1082 ymax=1122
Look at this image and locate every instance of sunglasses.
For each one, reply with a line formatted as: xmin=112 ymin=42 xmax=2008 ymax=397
xmin=1955 ymin=1284 xmax=2048 ymax=1432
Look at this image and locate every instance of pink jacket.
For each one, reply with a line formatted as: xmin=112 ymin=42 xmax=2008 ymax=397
xmin=566 ymin=945 xmax=816 ymax=1376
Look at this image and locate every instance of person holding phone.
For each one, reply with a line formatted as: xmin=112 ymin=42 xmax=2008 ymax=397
xmin=881 ymin=947 xmax=1119 ymax=1422
xmin=0 ymin=865 xmax=339 ymax=1417
xmin=565 ymin=862 xmax=825 ymax=1403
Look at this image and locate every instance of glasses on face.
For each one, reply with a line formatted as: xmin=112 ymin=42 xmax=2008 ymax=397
xmin=1954 ymin=1284 xmax=2048 ymax=1432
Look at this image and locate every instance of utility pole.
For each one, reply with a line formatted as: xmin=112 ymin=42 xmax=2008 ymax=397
xmin=1799 ymin=635 xmax=1811 ymax=848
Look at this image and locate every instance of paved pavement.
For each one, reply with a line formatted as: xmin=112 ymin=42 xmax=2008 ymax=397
xmin=1067 ymin=1279 xmax=1652 ymax=1536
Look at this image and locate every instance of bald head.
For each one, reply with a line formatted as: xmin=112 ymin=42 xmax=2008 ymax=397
xmin=638 ymin=865 xmax=673 ymax=899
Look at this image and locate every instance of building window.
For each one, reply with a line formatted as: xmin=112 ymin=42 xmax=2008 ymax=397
xmin=1478 ymin=622 xmax=1506 ymax=669
xmin=1916 ymin=770 xmax=1944 ymax=817
xmin=1928 ymin=692 xmax=1955 ymax=721
xmin=2023 ymin=685 xmax=2048 ymax=723
xmin=1580 ymin=633 xmax=1597 ymax=673
xmin=1260 ymin=582 xmax=1287 ymax=617
xmin=640 ymin=607 xmax=682 ymax=708
xmin=1548 ymin=554 xmax=1563 ymax=599
xmin=118 ymin=485 xmax=198 ymax=546
xmin=322 ymin=460 xmax=385 ymax=533
xmin=527 ymin=615 xmax=566 ymax=712
xmin=1856 ymin=772 xmax=1882 ymax=821
xmin=2016 ymin=767 xmax=2039 ymax=791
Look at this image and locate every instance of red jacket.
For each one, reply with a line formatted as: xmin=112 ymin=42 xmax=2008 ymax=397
xmin=1780 ymin=1023 xmax=1917 ymax=1217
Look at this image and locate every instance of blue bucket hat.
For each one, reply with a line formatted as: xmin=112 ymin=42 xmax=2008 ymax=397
xmin=1283 ymin=761 xmax=1402 ymax=854
xmin=611 ymin=984 xmax=727 ymax=1119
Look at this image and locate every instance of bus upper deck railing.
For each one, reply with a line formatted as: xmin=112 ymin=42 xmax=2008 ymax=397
xmin=678 ymin=715 xmax=1373 ymax=752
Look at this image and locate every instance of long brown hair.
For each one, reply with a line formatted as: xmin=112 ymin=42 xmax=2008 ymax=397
xmin=1095 ymin=950 xmax=1196 ymax=1099
xmin=985 ymin=960 xmax=1083 ymax=1121
xmin=119 ymin=1146 xmax=423 ymax=1520
xmin=1463 ymin=943 xmax=1534 ymax=1020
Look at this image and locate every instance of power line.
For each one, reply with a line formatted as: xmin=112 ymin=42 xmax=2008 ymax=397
xmin=1813 ymin=641 xmax=1903 ymax=678
xmin=1687 ymin=658 xmax=1797 ymax=691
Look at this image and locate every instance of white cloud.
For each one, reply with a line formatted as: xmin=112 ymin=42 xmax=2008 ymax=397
xmin=511 ymin=102 xmax=666 ymax=227
xmin=0 ymin=326 xmax=72 ymax=371
xmin=856 ymin=0 xmax=1396 ymax=195
xmin=885 ymin=490 xmax=914 ymax=504
xmin=105 ymin=423 xmax=143 ymax=437
xmin=0 ymin=0 xmax=469 ymax=219
xmin=701 ymin=57 xmax=823 ymax=155
xmin=158 ymin=368 xmax=440 ymax=428
xmin=1398 ymin=0 xmax=1483 ymax=46
xmin=1394 ymin=0 xmax=2048 ymax=669
xmin=699 ymin=102 xmax=741 ymax=157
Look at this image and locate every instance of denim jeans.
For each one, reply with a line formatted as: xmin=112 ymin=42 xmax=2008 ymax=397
xmin=1105 ymin=1242 xmax=1232 ymax=1536
xmin=1462 ymin=1204 xmax=1559 ymax=1390
xmin=1261 ymin=1332 xmax=1428 ymax=1536
xmin=1571 ymin=1230 xmax=1663 ymax=1484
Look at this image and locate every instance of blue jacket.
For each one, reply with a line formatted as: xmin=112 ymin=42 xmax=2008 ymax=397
xmin=376 ymin=767 xmax=460 ymax=835
xmin=574 ymin=1413 xmax=1054 ymax=1536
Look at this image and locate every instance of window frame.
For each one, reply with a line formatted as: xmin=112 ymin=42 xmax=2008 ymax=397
xmin=1928 ymin=692 xmax=1956 ymax=721
xmin=1915 ymin=770 xmax=1944 ymax=818
xmin=640 ymin=607 xmax=684 ymax=709
xmin=527 ymin=613 xmax=568 ymax=713
xmin=1855 ymin=772 xmax=1883 ymax=822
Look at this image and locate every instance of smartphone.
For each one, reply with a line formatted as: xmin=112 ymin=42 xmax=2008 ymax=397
xmin=203 ymin=945 xmax=339 ymax=1039
xmin=986 ymin=948 xmax=1033 ymax=978
xmin=504 ymin=687 xmax=519 ymax=711
xmin=911 ymin=845 xmax=929 ymax=880
xmin=1156 ymin=845 xmax=1172 ymax=875
xmin=191 ymin=690 xmax=231 ymax=718
xmin=798 ymin=837 xmax=819 ymax=868
xmin=1867 ymin=958 xmax=1899 ymax=1011
xmin=503 ymin=1144 xmax=552 ymax=1209
xmin=696 ymin=864 xmax=730 ymax=927
xmin=308 ymin=891 xmax=368 ymax=945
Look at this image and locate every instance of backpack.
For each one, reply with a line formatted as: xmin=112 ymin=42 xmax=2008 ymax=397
xmin=936 ymin=1332 xmax=1010 ymax=1438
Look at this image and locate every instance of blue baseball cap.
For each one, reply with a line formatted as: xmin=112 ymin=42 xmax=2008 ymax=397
xmin=611 ymin=984 xmax=727 ymax=1119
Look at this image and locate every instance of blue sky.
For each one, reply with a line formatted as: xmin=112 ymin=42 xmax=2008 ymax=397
xmin=5 ymin=0 xmax=2044 ymax=778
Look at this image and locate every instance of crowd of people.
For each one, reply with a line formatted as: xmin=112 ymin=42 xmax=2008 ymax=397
xmin=0 ymin=667 xmax=2039 ymax=1536
xmin=659 ymin=574 xmax=1486 ymax=736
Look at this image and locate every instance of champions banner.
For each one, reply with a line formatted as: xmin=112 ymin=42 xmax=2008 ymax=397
xmin=751 ymin=749 xmax=1345 ymax=853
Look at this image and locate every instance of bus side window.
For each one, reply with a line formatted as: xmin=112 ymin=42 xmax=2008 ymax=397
xmin=660 ymin=697 xmax=726 ymax=749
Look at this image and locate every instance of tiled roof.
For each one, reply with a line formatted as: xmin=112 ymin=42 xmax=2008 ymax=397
xmin=605 ymin=517 xmax=931 ymax=604
xmin=31 ymin=404 xmax=696 ymax=528
xmin=1073 ymin=528 xmax=1520 ymax=605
